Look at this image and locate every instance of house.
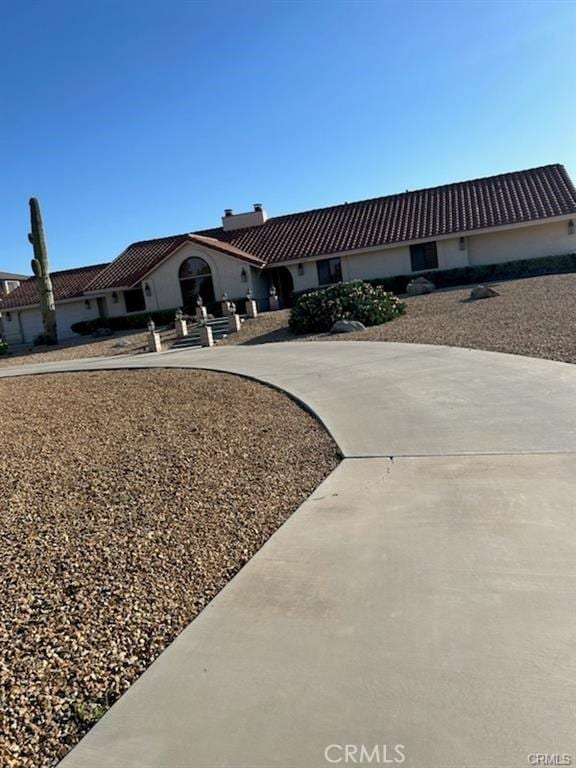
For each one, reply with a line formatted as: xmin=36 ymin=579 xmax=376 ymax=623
xmin=2 ymin=163 xmax=575 ymax=345
xmin=0 ymin=271 xmax=28 ymax=296
xmin=0 ymin=270 xmax=29 ymax=340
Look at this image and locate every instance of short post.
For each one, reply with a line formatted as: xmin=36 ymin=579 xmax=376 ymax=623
xmin=269 ymin=285 xmax=279 ymax=312
xmin=221 ymin=293 xmax=231 ymax=317
xmin=228 ymin=313 xmax=242 ymax=333
xmin=147 ymin=318 xmax=162 ymax=352
xmin=195 ymin=296 xmax=208 ymax=323
xmin=245 ymin=289 xmax=258 ymax=319
xmin=199 ymin=323 xmax=214 ymax=347
xmin=174 ymin=308 xmax=188 ymax=338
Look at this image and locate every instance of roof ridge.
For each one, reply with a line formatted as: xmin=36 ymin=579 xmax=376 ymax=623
xmin=258 ymin=164 xmax=567 ymax=224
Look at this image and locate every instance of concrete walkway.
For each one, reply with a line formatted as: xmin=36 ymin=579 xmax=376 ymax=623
xmin=2 ymin=342 xmax=575 ymax=767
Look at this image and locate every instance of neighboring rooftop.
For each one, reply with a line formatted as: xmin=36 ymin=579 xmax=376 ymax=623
xmin=0 ymin=264 xmax=109 ymax=309
xmin=0 ymin=271 xmax=29 ymax=281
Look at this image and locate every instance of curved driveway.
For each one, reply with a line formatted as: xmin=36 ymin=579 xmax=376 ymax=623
xmin=2 ymin=342 xmax=575 ymax=768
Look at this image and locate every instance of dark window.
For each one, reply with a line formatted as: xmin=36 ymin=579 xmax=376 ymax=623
xmin=317 ymin=257 xmax=342 ymax=286
xmin=124 ymin=288 xmax=146 ymax=313
xmin=410 ymin=242 xmax=438 ymax=272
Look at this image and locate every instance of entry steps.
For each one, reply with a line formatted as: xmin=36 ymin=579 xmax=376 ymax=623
xmin=171 ymin=316 xmax=245 ymax=350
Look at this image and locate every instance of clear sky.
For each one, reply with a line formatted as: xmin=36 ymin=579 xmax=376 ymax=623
xmin=1 ymin=0 xmax=575 ymax=275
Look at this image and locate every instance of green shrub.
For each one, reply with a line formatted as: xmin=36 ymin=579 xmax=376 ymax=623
xmin=0 ymin=340 xmax=7 ymax=356
xmin=71 ymin=308 xmax=178 ymax=336
xmin=289 ymin=280 xmax=406 ymax=334
xmin=33 ymin=333 xmax=58 ymax=346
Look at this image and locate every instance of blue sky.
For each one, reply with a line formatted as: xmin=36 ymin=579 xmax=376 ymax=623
xmin=1 ymin=0 xmax=575 ymax=274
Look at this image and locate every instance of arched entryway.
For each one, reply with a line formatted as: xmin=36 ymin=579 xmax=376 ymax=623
xmin=179 ymin=257 xmax=215 ymax=313
xmin=266 ymin=266 xmax=294 ymax=308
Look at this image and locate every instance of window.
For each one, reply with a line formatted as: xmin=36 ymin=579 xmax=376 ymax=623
xmin=317 ymin=257 xmax=342 ymax=286
xmin=124 ymin=288 xmax=146 ymax=313
xmin=410 ymin=242 xmax=438 ymax=272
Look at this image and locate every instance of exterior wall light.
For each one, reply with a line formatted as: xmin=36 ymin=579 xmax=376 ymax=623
xmin=6 ymin=312 xmax=11 ymax=321
xmin=297 ymin=262 xmax=304 ymax=276
xmin=144 ymin=283 xmax=152 ymax=297
xmin=241 ymin=268 xmax=247 ymax=282
xmin=84 ymin=299 xmax=91 ymax=309
xmin=459 ymin=236 xmax=466 ymax=251
xmin=112 ymin=292 xmax=119 ymax=303
xmin=569 ymin=219 xmax=575 ymax=235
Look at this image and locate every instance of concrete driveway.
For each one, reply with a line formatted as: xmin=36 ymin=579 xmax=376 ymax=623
xmin=2 ymin=342 xmax=575 ymax=767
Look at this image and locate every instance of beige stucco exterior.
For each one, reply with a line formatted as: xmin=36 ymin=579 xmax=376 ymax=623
xmin=3 ymin=215 xmax=574 ymax=345
xmin=467 ymin=218 xmax=574 ymax=266
xmin=2 ymin=298 xmax=101 ymax=345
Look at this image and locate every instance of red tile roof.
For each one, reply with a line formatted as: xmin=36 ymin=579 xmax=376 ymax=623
xmin=85 ymin=233 xmax=264 ymax=291
xmin=0 ymin=263 xmax=109 ymax=309
xmin=195 ymin=164 xmax=576 ymax=265
xmin=3 ymin=165 xmax=575 ymax=306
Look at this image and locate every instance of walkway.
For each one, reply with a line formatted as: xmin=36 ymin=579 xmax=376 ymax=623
xmin=2 ymin=342 xmax=575 ymax=767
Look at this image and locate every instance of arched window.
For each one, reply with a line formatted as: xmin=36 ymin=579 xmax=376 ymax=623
xmin=179 ymin=257 xmax=215 ymax=312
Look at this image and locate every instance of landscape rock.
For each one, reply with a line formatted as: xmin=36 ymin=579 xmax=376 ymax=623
xmin=406 ymin=277 xmax=435 ymax=296
xmin=470 ymin=285 xmax=500 ymax=300
xmin=330 ymin=319 xmax=367 ymax=334
xmin=92 ymin=327 xmax=113 ymax=337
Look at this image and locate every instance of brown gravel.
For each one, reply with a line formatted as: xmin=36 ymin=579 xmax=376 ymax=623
xmin=0 ymin=329 xmax=177 ymax=368
xmin=221 ymin=274 xmax=576 ymax=364
xmin=0 ymin=370 xmax=338 ymax=767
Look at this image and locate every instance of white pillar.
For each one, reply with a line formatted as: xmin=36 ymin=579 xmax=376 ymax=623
xmin=148 ymin=331 xmax=162 ymax=352
xmin=199 ymin=325 xmax=214 ymax=347
xmin=228 ymin=313 xmax=242 ymax=333
xmin=269 ymin=294 xmax=279 ymax=311
xmin=175 ymin=317 xmax=188 ymax=338
xmin=196 ymin=305 xmax=208 ymax=323
xmin=246 ymin=299 xmax=258 ymax=319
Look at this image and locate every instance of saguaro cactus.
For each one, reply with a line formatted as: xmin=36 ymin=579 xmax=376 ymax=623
xmin=28 ymin=197 xmax=57 ymax=344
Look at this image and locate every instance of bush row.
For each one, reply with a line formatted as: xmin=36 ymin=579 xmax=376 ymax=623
xmin=289 ymin=280 xmax=405 ymax=334
xmin=71 ymin=308 xmax=178 ymax=336
xmin=290 ymin=252 xmax=576 ymax=302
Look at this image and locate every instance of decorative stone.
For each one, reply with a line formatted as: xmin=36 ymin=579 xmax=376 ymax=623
xmin=246 ymin=299 xmax=258 ymax=319
xmin=330 ymin=319 xmax=366 ymax=334
xmin=228 ymin=313 xmax=242 ymax=333
xmin=91 ymin=327 xmax=113 ymax=338
xmin=406 ymin=277 xmax=435 ymax=296
xmin=470 ymin=285 xmax=500 ymax=300
xmin=199 ymin=324 xmax=214 ymax=347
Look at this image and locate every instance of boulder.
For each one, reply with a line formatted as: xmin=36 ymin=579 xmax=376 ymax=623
xmin=91 ymin=327 xmax=114 ymax=337
xmin=330 ymin=319 xmax=366 ymax=334
xmin=406 ymin=277 xmax=435 ymax=296
xmin=470 ymin=285 xmax=500 ymax=300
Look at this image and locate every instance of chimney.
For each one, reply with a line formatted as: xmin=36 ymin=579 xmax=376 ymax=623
xmin=222 ymin=204 xmax=268 ymax=231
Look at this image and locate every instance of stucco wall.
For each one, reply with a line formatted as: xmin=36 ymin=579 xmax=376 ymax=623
xmin=2 ymin=299 xmax=101 ymax=344
xmin=142 ymin=242 xmax=256 ymax=311
xmin=467 ymin=219 xmax=575 ymax=265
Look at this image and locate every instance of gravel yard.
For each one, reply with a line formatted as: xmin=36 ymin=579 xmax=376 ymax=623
xmin=221 ymin=273 xmax=576 ymax=363
xmin=0 ymin=370 xmax=338 ymax=767
xmin=0 ymin=328 xmax=176 ymax=368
